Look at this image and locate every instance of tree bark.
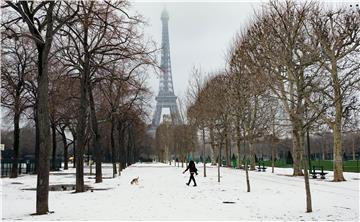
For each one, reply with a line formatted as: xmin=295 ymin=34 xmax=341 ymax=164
xmin=271 ymin=141 xmax=275 ymax=174
xmin=236 ymin=119 xmax=241 ymax=168
xmin=245 ymin=159 xmax=250 ymax=192
xmin=300 ymin=129 xmax=312 ymax=212
xmin=36 ymin=41 xmax=53 ymax=215
xmin=61 ymin=128 xmax=68 ymax=170
xmin=75 ymin=54 xmax=88 ymax=192
xmin=34 ymin=103 xmax=39 ymax=174
xmin=249 ymin=142 xmax=256 ymax=170
xmin=73 ymin=137 xmax=76 ymax=168
xmin=218 ymin=144 xmax=221 ymax=183
xmin=225 ymin=124 xmax=230 ymax=167
xmin=303 ymin=159 xmax=312 ymax=213
xmin=10 ymin=103 xmax=21 ymax=178
xmin=51 ymin=123 xmax=57 ymax=171
xmin=352 ymin=135 xmax=355 ymax=161
xmin=331 ymin=58 xmax=345 ymax=181
xmin=321 ymin=138 xmax=325 ymax=160
xmin=127 ymin=127 xmax=133 ymax=166
xmin=110 ymin=119 xmax=117 ymax=177
xmin=88 ymin=82 xmax=102 ymax=183
xmin=117 ymin=120 xmax=126 ymax=174
xmin=209 ymin=127 xmax=216 ymax=165
xmin=292 ymin=121 xmax=304 ymax=176
xmin=202 ymin=128 xmax=206 ymax=177
xmin=333 ymin=122 xmax=345 ymax=181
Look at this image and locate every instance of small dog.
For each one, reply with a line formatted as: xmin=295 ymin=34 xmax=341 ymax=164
xmin=130 ymin=176 xmax=139 ymax=185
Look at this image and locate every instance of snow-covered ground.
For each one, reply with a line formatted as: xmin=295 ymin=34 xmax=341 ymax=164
xmin=1 ymin=162 xmax=359 ymax=221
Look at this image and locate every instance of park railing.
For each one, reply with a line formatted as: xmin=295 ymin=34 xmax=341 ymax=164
xmin=214 ymin=158 xmax=360 ymax=173
xmin=1 ymin=159 xmax=36 ymax=177
xmin=1 ymin=158 xmax=62 ymax=177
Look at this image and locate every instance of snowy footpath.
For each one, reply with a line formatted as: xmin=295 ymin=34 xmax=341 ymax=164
xmin=1 ymin=162 xmax=359 ymax=221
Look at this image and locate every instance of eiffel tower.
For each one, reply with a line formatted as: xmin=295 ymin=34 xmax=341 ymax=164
xmin=151 ymin=8 xmax=182 ymax=129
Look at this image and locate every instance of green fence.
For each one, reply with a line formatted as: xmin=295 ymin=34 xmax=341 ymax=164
xmin=1 ymin=159 xmax=63 ymax=177
xmin=1 ymin=159 xmax=36 ymax=177
xmin=261 ymin=160 xmax=360 ymax=173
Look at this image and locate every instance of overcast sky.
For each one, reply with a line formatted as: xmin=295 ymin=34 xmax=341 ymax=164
xmin=131 ymin=0 xmax=356 ymax=121
xmin=0 ymin=0 xmax=356 ymax=130
xmin=131 ymin=0 xmax=264 ymax=118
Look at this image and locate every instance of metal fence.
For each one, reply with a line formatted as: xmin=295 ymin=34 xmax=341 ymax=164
xmin=1 ymin=159 xmax=61 ymax=177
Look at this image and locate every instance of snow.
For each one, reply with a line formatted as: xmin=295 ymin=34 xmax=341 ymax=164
xmin=1 ymin=162 xmax=359 ymax=221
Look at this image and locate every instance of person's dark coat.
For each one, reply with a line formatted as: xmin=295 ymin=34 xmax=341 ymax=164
xmin=183 ymin=160 xmax=198 ymax=174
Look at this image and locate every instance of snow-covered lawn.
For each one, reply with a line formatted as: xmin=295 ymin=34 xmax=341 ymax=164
xmin=1 ymin=162 xmax=359 ymax=221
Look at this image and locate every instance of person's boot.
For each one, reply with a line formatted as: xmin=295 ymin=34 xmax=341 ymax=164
xmin=193 ymin=184 xmax=197 ymax=187
xmin=186 ymin=183 xmax=189 ymax=186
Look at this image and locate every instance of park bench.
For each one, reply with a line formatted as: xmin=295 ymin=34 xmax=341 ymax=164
xmin=257 ymin=162 xmax=267 ymax=172
xmin=310 ymin=165 xmax=328 ymax=179
xmin=240 ymin=164 xmax=250 ymax=170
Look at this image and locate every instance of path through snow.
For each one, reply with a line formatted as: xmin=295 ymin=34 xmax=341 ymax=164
xmin=1 ymin=162 xmax=359 ymax=221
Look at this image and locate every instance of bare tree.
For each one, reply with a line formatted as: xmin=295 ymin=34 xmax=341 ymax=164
xmin=1 ymin=37 xmax=35 ymax=178
xmin=305 ymin=6 xmax=360 ymax=181
xmin=186 ymin=67 xmax=208 ymax=176
xmin=57 ymin=1 xmax=156 ymax=186
xmin=1 ymin=1 xmax=78 ymax=214
xmin=233 ymin=0 xmax=317 ymax=212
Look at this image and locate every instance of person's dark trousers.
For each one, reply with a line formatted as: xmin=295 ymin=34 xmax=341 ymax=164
xmin=187 ymin=173 xmax=197 ymax=186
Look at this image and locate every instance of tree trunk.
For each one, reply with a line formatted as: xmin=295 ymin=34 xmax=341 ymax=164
xmin=127 ymin=128 xmax=131 ymax=166
xmin=61 ymin=128 xmax=68 ymax=170
xmin=249 ymin=142 xmax=256 ymax=170
xmin=331 ymin=59 xmax=345 ymax=181
xmin=127 ymin=127 xmax=133 ymax=166
xmin=202 ymin=128 xmax=206 ymax=177
xmin=87 ymin=142 xmax=90 ymax=166
xmin=301 ymin=130 xmax=312 ymax=212
xmin=333 ymin=122 xmax=345 ymax=181
xmin=209 ymin=127 xmax=216 ymax=165
xmin=88 ymin=84 xmax=102 ymax=183
xmin=245 ymin=159 xmax=250 ymax=192
xmin=110 ymin=120 xmax=117 ymax=177
xmin=303 ymin=159 xmax=312 ymax=212
xmin=117 ymin=121 xmax=126 ymax=173
xmin=36 ymin=42 xmax=52 ymax=215
xmin=34 ymin=103 xmax=39 ymax=174
xmin=218 ymin=144 xmax=221 ymax=183
xmin=236 ymin=119 xmax=241 ymax=168
xmin=10 ymin=106 xmax=20 ymax=178
xmin=322 ymin=138 xmax=325 ymax=160
xmin=292 ymin=122 xmax=303 ymax=176
xmin=75 ymin=75 xmax=87 ymax=191
xmin=73 ymin=138 xmax=76 ymax=168
xmin=51 ymin=123 xmax=57 ymax=171
xmin=75 ymin=30 xmax=91 ymax=188
xmin=352 ymin=135 xmax=355 ymax=161
xmin=225 ymin=124 xmax=230 ymax=167
xmin=271 ymin=141 xmax=275 ymax=174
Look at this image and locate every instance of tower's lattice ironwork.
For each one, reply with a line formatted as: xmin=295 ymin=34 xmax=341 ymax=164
xmin=151 ymin=8 xmax=182 ymax=128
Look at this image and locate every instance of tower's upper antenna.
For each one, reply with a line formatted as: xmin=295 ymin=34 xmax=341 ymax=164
xmin=161 ymin=7 xmax=169 ymax=20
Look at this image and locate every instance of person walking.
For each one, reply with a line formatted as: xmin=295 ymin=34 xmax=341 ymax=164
xmin=183 ymin=160 xmax=198 ymax=186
